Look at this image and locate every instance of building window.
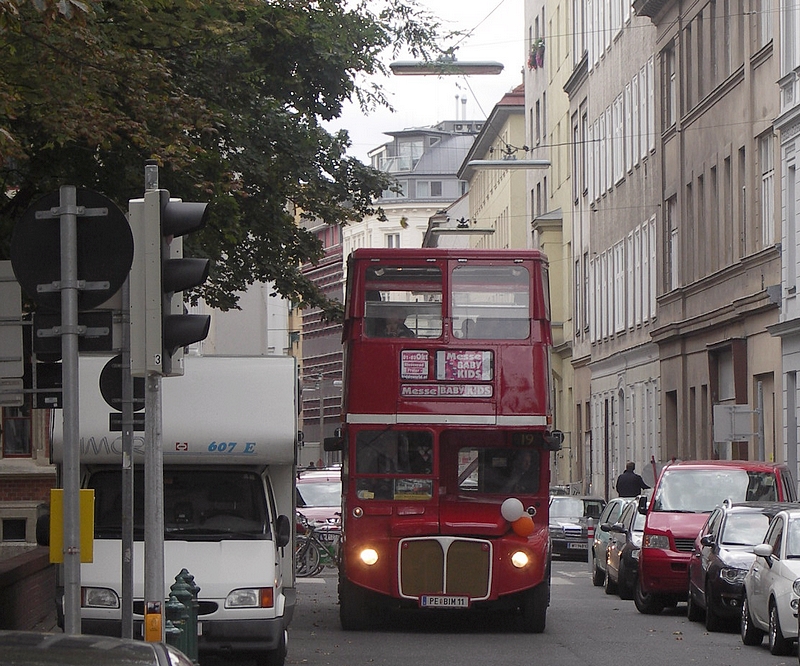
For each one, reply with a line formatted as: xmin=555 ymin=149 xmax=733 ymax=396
xmin=2 ymin=407 xmax=32 ymax=458
xmin=386 ymin=233 xmax=400 ymax=249
xmin=758 ymin=0 xmax=773 ymax=49
xmin=760 ymin=133 xmax=775 ymax=247
xmin=417 ymin=181 xmax=442 ymax=198
xmin=662 ymin=44 xmax=676 ymax=129
xmin=665 ymin=195 xmax=678 ymax=291
xmin=2 ymin=519 xmax=26 ymax=542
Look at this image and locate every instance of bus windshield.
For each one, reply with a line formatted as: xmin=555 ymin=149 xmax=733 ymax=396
xmin=456 ymin=447 xmax=540 ymax=494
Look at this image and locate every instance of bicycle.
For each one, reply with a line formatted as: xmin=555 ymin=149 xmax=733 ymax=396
xmin=295 ymin=511 xmax=341 ymax=577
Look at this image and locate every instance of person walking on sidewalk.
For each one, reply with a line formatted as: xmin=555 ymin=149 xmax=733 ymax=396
xmin=616 ymin=461 xmax=649 ymax=497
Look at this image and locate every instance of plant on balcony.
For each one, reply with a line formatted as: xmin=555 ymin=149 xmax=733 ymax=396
xmin=528 ymin=38 xmax=545 ymax=70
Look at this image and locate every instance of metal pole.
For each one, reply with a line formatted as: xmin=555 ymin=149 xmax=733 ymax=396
xmin=757 ymin=381 xmax=765 ymax=461
xmin=319 ymin=375 xmax=325 ymax=467
xmin=144 ymin=373 xmax=164 ymax=639
xmin=143 ymin=160 xmax=165 ymax=639
xmin=60 ymin=185 xmax=81 ymax=635
xmin=121 ymin=278 xmax=134 ymax=638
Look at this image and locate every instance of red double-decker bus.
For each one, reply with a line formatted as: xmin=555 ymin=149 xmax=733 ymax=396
xmin=326 ymin=248 xmax=561 ymax=632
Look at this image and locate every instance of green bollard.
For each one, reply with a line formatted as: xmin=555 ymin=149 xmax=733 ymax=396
xmin=164 ymin=594 xmax=188 ymax=655
xmin=179 ymin=569 xmax=201 ymax=665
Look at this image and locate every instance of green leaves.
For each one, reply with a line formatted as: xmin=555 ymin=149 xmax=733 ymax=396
xmin=0 ymin=0 xmax=443 ymax=313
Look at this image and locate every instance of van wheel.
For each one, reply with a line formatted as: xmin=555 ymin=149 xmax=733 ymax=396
xmin=633 ymin=578 xmax=664 ymax=615
xmin=339 ymin=577 xmax=373 ymax=631
xmin=740 ymin=594 xmax=764 ymax=646
xmin=520 ymin=581 xmax=548 ymax=633
xmin=256 ymin=628 xmax=287 ymax=666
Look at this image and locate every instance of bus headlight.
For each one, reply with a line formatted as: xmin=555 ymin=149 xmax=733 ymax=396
xmin=511 ymin=550 xmax=529 ymax=568
xmin=359 ymin=548 xmax=379 ymax=565
xmin=81 ymin=587 xmax=119 ymax=608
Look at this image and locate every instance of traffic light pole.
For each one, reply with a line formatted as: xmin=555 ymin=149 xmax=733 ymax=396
xmin=58 ymin=185 xmax=81 ymax=635
xmin=144 ymin=372 xmax=164 ymax=639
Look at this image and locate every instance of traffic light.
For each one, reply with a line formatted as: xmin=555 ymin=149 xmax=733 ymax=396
xmin=129 ymin=190 xmax=211 ymax=377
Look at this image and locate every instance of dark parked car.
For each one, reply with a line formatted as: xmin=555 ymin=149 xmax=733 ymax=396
xmin=687 ymin=500 xmax=790 ymax=631
xmin=603 ymin=498 xmax=646 ymax=599
xmin=0 ymin=630 xmax=194 ymax=666
xmin=592 ymin=497 xmax=637 ymax=586
xmin=549 ymin=495 xmax=606 ymax=560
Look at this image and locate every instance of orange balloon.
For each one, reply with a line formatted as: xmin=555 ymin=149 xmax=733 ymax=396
xmin=512 ymin=514 xmax=534 ymax=537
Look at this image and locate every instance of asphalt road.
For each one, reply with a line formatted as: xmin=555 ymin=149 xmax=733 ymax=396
xmin=280 ymin=558 xmax=796 ymax=666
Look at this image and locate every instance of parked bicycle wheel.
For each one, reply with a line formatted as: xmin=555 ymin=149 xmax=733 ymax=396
xmin=296 ymin=534 xmax=321 ymax=577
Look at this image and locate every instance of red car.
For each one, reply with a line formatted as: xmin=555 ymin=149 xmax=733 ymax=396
xmin=635 ymin=460 xmax=797 ymax=615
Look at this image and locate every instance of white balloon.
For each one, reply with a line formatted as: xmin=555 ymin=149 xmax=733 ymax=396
xmin=501 ymin=497 xmax=525 ymax=522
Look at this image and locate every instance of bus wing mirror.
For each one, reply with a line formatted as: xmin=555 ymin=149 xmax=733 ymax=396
xmin=543 ymin=430 xmax=564 ymax=451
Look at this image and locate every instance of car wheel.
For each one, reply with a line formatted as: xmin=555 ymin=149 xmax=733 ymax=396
xmin=591 ymin=550 xmax=605 ymax=587
xmin=768 ymin=600 xmax=791 ymax=656
xmin=604 ymin=560 xmax=618 ymax=596
xmin=634 ymin=578 xmax=664 ymax=615
xmin=740 ymin=594 xmax=764 ymax=646
xmin=617 ymin=560 xmax=634 ymax=601
xmin=686 ymin=583 xmax=703 ymax=622
xmin=704 ymin=583 xmax=724 ymax=632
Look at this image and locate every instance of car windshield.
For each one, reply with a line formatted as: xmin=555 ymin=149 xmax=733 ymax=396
xmin=652 ymin=468 xmax=777 ymax=513
xmin=550 ymin=498 xmax=584 ymax=519
xmin=721 ymin=512 xmax=772 ymax=546
xmin=297 ymin=479 xmax=341 ymax=507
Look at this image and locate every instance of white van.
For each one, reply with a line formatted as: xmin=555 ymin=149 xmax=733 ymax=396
xmin=50 ymin=355 xmax=298 ymax=666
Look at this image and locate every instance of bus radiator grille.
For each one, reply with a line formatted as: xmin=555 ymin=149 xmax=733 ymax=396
xmin=399 ymin=538 xmax=491 ymax=599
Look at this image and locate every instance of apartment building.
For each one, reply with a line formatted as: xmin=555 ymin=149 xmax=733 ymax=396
xmin=525 ymin=1 xmax=578 ymax=491
xmin=635 ymin=0 xmax=783 ymax=468
xmin=561 ymin=0 xmax=661 ymax=497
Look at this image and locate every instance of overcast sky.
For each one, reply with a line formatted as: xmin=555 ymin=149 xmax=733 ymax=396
xmin=326 ymin=0 xmax=525 ymax=163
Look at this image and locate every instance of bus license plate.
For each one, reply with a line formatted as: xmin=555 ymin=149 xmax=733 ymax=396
xmin=567 ymin=542 xmax=588 ymax=550
xmin=419 ymin=595 xmax=469 ymax=609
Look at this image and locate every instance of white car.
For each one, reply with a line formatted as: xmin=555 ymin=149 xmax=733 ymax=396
xmin=741 ymin=508 xmax=800 ymax=655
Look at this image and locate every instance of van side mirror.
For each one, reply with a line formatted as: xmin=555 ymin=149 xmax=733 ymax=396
xmin=637 ymin=495 xmax=648 ymax=515
xmin=275 ymin=514 xmax=291 ymax=549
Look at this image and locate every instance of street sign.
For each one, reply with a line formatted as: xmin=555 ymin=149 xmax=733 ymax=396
xmin=109 ymin=412 xmax=146 ymax=432
xmin=713 ymin=404 xmax=756 ymax=442
xmin=33 ymin=310 xmax=113 ymax=358
xmin=99 ymin=354 xmax=145 ymax=412
xmin=10 ymin=188 xmax=133 ymax=312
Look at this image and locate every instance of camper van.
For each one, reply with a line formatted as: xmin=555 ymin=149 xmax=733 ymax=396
xmin=49 ymin=355 xmax=298 ymax=666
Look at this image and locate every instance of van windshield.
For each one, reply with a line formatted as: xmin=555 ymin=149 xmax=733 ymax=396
xmin=652 ymin=468 xmax=778 ymax=513
xmin=90 ymin=469 xmax=269 ymax=540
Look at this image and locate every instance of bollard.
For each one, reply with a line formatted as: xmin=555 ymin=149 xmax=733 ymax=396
xmin=177 ymin=569 xmax=201 ymax=665
xmin=164 ymin=594 xmax=188 ymax=655
xmin=586 ymin=517 xmax=595 ymax=574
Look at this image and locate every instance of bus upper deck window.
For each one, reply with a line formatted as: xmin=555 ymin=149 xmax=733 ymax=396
xmin=364 ymin=266 xmax=442 ymax=339
xmin=451 ymin=265 xmax=531 ymax=340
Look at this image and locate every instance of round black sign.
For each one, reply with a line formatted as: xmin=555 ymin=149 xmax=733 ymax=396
xmin=10 ymin=188 xmax=133 ymax=312
xmin=99 ymin=354 xmax=145 ymax=412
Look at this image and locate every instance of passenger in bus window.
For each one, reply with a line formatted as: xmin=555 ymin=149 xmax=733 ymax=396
xmin=503 ymin=450 xmax=536 ymax=493
xmin=379 ymin=308 xmax=415 ymax=338
xmin=408 ymin=443 xmax=432 ymax=474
